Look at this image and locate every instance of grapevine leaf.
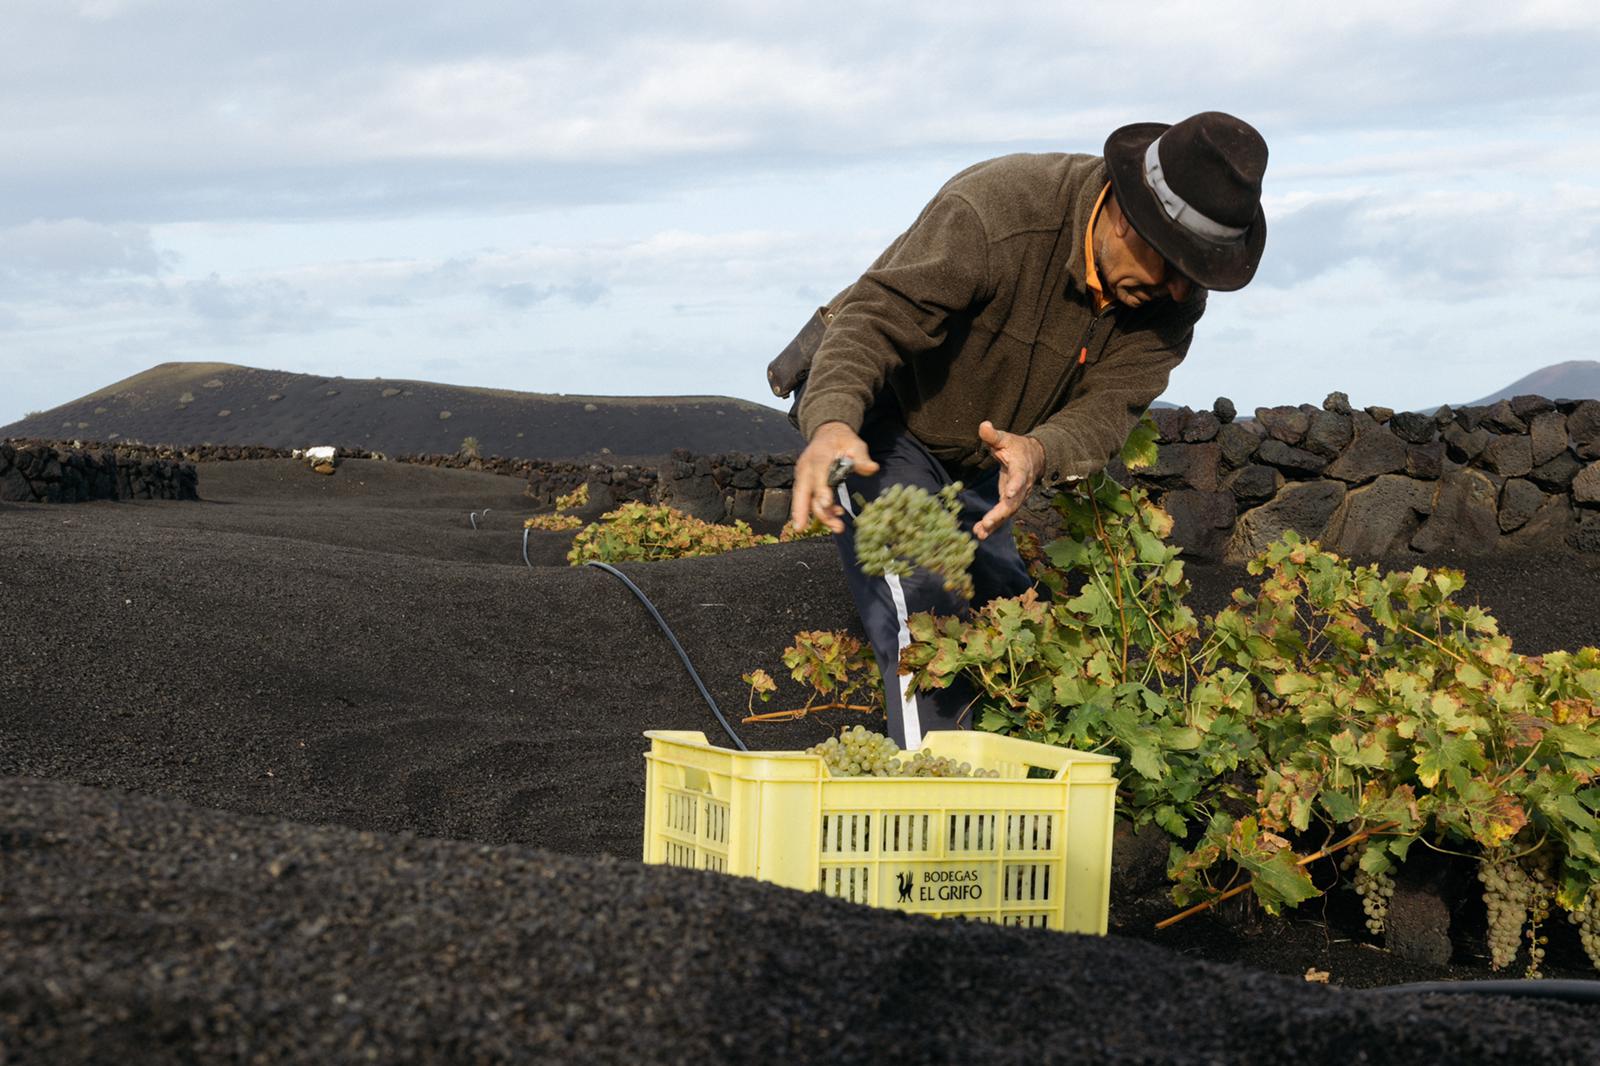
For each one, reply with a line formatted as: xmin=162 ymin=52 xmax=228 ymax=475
xmin=1241 ymin=849 xmax=1319 ymax=914
xmin=1154 ymin=804 xmax=1187 ymax=837
xmin=1550 ymin=724 xmax=1600 ymax=759
xmin=1125 ymin=736 xmax=1165 ymax=780
xmin=1415 ymin=735 xmax=1481 ymax=790
xmin=1159 ymin=725 xmax=1202 ymax=751
xmin=1065 ymin=587 xmax=1114 ymax=627
xmin=1556 ymin=794 xmax=1600 ymax=836
xmin=1045 ymin=538 xmax=1089 ymax=569
xmin=1119 ymin=417 xmax=1160 ymax=471
xmin=1273 ymin=671 xmax=1319 ymax=696
xmin=1319 ymin=790 xmax=1360 ymax=823
xmin=1358 ymin=842 xmax=1395 ymax=876
xmin=1349 ymin=732 xmax=1391 ymax=769
xmin=742 ymin=669 xmax=777 ymax=699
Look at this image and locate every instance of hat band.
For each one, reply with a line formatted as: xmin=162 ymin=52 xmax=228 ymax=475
xmin=1142 ymin=138 xmax=1248 ymax=244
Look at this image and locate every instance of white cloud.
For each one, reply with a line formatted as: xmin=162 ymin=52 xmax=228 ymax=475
xmin=0 ymin=220 xmax=169 ymax=281
xmin=182 ymin=273 xmax=335 ymax=339
xmin=2 ymin=1 xmax=1594 ymax=224
xmin=1 ymin=1 xmax=1598 ymax=427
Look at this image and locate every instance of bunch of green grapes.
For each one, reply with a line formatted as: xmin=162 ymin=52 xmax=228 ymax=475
xmin=899 ymin=751 xmax=999 ymax=779
xmin=807 ymin=726 xmax=999 ymax=779
xmin=1353 ymin=865 xmax=1395 ymax=936
xmin=853 ymin=482 xmax=976 ymax=600
xmin=1568 ymin=890 xmax=1600 ymax=971
xmin=808 ymin=725 xmax=902 ymax=777
xmin=1479 ymin=860 xmax=1535 ymax=970
xmin=1523 ymin=866 xmax=1553 ymax=978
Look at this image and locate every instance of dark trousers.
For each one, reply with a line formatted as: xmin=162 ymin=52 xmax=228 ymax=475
xmin=832 ymin=411 xmax=1033 ymax=748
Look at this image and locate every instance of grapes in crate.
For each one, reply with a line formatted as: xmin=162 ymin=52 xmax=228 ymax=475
xmin=807 ymin=725 xmax=999 ymax=778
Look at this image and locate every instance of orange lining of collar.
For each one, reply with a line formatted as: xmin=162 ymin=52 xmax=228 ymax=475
xmin=1084 ymin=182 xmax=1111 ymax=314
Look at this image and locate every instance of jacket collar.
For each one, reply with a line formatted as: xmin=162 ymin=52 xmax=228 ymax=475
xmin=1061 ymin=159 xmax=1110 ymax=307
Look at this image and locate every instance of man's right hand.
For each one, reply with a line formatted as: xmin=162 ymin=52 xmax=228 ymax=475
xmin=791 ymin=421 xmax=880 ymax=534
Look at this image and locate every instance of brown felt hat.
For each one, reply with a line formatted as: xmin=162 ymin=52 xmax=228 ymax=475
xmin=1103 ymin=112 xmax=1268 ymax=292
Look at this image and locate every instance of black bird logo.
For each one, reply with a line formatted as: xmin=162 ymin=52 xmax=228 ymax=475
xmin=896 ymin=871 xmax=914 ymax=903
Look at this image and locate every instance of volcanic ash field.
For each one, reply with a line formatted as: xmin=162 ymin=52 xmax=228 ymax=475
xmin=7 ymin=458 xmax=1600 ymax=1064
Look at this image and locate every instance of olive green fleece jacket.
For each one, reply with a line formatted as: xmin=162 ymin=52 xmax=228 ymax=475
xmin=796 ymin=152 xmax=1206 ymax=482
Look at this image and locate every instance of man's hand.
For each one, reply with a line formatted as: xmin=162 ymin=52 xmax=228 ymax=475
xmin=791 ymin=421 xmax=880 ymax=534
xmin=973 ymin=420 xmax=1045 ymax=540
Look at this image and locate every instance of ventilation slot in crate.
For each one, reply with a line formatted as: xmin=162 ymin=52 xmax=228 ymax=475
xmin=666 ymin=792 xmax=697 ymax=836
xmin=947 ymin=812 xmax=997 ymax=853
xmin=1003 ymin=863 xmax=1054 ymax=903
xmin=820 ymin=864 xmax=871 ymax=903
xmin=1006 ymin=813 xmax=1055 ymax=852
xmin=704 ymin=800 xmax=729 ymax=846
xmin=880 ymin=813 xmax=933 ymax=854
xmin=821 ymin=813 xmax=872 ymax=855
xmin=1005 ymin=914 xmax=1052 ymax=928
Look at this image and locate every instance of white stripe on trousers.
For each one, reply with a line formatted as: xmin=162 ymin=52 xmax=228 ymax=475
xmin=838 ymin=484 xmax=923 ymax=749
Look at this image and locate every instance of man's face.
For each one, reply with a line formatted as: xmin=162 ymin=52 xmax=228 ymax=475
xmin=1097 ymin=199 xmax=1194 ymax=308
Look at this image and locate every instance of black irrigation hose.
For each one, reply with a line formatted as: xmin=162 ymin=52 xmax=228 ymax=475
xmin=520 ymin=534 xmax=741 ymax=746
xmin=1373 ymin=978 xmax=1600 ymax=1005
xmin=579 ymin=560 xmax=749 ymax=752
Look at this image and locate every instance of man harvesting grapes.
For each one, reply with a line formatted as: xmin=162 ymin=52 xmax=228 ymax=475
xmin=775 ymin=112 xmax=1269 ymax=747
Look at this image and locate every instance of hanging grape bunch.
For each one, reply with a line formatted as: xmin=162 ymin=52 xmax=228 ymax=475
xmin=1353 ymin=864 xmax=1395 ymax=936
xmin=852 ymin=482 xmax=976 ymax=600
xmin=1570 ymin=890 xmax=1600 ymax=971
xmin=1480 ymin=860 xmax=1537 ymax=970
xmin=806 ymin=725 xmax=999 ymax=778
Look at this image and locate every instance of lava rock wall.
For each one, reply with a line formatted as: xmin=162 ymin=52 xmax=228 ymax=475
xmin=20 ymin=395 xmax=1600 ymax=563
xmin=529 ymin=392 xmax=1600 ymax=562
xmin=0 ymin=441 xmax=198 ymax=503
xmin=1135 ymin=392 xmax=1600 ymax=561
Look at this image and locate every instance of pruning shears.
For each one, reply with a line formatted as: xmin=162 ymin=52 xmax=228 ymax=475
xmin=825 ymin=456 xmax=855 ymax=488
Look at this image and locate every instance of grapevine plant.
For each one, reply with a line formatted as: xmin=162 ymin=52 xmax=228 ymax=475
xmin=895 ymin=476 xmax=1600 ymax=971
xmin=566 ymin=503 xmax=827 ymax=565
xmin=524 ymin=483 xmax=590 ymax=532
xmin=723 ymin=414 xmax=1598 ymax=970
xmin=741 ymin=630 xmax=883 ymax=723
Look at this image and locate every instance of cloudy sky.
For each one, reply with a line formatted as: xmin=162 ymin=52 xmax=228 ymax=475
xmin=2 ymin=0 xmax=1598 ymax=428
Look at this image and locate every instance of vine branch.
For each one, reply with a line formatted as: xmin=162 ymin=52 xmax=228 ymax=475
xmin=1155 ymin=821 xmax=1400 ymax=931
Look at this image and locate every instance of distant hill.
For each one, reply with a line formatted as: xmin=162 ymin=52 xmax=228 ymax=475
xmin=1463 ymin=360 xmax=1600 ymax=407
xmin=0 ymin=363 xmax=803 ymax=461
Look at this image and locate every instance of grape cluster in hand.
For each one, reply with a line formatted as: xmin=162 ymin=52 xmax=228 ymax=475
xmin=853 ymin=483 xmax=976 ymax=600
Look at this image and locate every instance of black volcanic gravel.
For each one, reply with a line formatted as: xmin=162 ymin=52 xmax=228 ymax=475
xmin=6 ymin=779 xmax=1600 ymax=1065
xmin=0 ymin=462 xmax=855 ymax=859
xmin=7 ymin=459 xmax=1600 ymax=1060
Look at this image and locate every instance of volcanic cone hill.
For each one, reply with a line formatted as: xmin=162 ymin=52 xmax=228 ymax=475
xmin=1465 ymin=360 xmax=1600 ymax=407
xmin=0 ymin=362 xmax=802 ymax=461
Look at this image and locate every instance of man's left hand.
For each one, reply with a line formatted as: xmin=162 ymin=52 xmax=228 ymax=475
xmin=973 ymin=420 xmax=1044 ymax=541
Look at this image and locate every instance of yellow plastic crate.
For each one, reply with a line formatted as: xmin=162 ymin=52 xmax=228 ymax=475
xmin=642 ymin=729 xmax=1118 ymax=933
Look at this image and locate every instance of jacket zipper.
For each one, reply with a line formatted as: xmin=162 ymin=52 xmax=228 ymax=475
xmin=1042 ymin=306 xmax=1116 ymax=418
